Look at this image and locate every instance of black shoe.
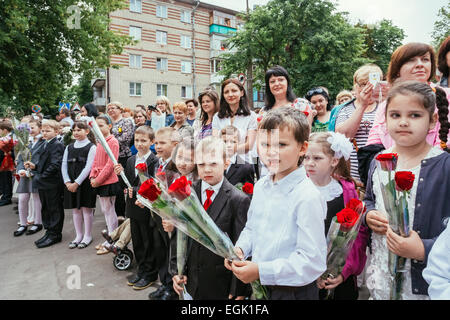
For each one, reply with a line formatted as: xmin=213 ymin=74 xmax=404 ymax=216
xmin=101 ymin=229 xmax=114 ymax=244
xmin=36 ymin=235 xmax=62 ymax=248
xmin=14 ymin=225 xmax=27 ymax=237
xmin=159 ymin=288 xmax=179 ymax=300
xmin=148 ymin=285 xmax=167 ymax=300
xmin=0 ymin=199 xmax=12 ymax=207
xmin=34 ymin=233 xmax=49 ymax=245
xmin=26 ymin=224 xmax=43 ymax=235
xmin=127 ymin=274 xmax=141 ymax=286
xmin=133 ymin=278 xmax=155 ymax=290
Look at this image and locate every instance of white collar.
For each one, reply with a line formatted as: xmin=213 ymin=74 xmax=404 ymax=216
xmin=265 ymin=166 xmax=307 ymax=194
xmin=137 ymin=150 xmax=152 ymax=163
xmin=201 ymin=177 xmax=224 ymax=195
xmin=314 ymin=178 xmax=343 ymax=202
xmin=74 ymin=138 xmax=90 ymax=147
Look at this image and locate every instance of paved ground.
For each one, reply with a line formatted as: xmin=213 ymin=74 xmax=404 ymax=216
xmin=0 ymin=197 xmax=160 ymax=300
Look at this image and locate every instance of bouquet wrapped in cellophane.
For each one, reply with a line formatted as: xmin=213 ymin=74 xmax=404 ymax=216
xmin=176 ymin=230 xmax=188 ymax=300
xmin=137 ymin=175 xmax=268 ymax=299
xmin=84 ymin=116 xmax=132 ymax=189
xmin=321 ymin=199 xmax=366 ymax=299
xmin=12 ymin=121 xmax=31 ymax=163
xmin=375 ymin=153 xmax=415 ymax=300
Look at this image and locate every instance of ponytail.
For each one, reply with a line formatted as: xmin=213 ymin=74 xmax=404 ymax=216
xmin=435 ymin=87 xmax=450 ymax=153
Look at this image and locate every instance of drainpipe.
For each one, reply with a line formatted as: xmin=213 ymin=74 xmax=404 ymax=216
xmin=192 ymin=0 xmax=200 ymax=98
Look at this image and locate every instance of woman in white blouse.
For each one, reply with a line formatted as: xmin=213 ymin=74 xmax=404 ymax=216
xmin=212 ymin=78 xmax=257 ymax=162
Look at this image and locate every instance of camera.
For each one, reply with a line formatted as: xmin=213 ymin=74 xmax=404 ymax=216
xmin=147 ymin=105 xmax=157 ymax=111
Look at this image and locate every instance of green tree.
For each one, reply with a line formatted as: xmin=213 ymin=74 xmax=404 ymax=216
xmin=432 ymin=1 xmax=450 ymax=49
xmin=0 ymin=0 xmax=133 ymax=116
xmin=220 ymin=0 xmax=370 ymax=101
xmin=357 ymin=19 xmax=405 ymax=74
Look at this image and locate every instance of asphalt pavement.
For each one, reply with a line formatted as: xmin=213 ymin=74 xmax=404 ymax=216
xmin=0 ymin=197 xmax=159 ymax=300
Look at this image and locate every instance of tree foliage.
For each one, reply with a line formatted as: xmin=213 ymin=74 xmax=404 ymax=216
xmin=357 ymin=19 xmax=405 ymax=74
xmin=220 ymin=0 xmax=406 ymax=102
xmin=0 ymin=0 xmax=133 ymax=117
xmin=432 ymin=1 xmax=450 ymax=50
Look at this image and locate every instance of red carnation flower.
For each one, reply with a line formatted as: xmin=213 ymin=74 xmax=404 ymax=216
xmin=138 ymin=178 xmax=161 ymax=202
xmin=395 ymin=171 xmax=415 ymax=192
xmin=376 ymin=153 xmax=398 ymax=171
xmin=242 ymin=182 xmax=254 ymax=195
xmin=168 ymin=176 xmax=192 ymax=201
xmin=135 ymin=163 xmax=147 ymax=172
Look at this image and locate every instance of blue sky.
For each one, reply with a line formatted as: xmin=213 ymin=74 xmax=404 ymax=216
xmin=203 ymin=0 xmax=448 ymax=44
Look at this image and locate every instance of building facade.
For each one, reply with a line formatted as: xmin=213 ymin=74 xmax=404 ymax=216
xmin=92 ymin=0 xmax=242 ymax=110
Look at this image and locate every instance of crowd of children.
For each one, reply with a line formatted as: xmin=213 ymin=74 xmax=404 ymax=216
xmin=0 ymin=74 xmax=449 ymax=300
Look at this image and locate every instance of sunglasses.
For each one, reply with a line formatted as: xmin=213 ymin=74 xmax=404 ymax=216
xmin=306 ymin=88 xmax=327 ymax=99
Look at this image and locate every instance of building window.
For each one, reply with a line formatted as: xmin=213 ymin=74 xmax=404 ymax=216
xmin=129 ymin=26 xmax=141 ymax=41
xmin=130 ymin=0 xmax=142 ymax=13
xmin=181 ymin=10 xmax=191 ymax=23
xmin=157 ymin=84 xmax=168 ymax=97
xmin=180 ymin=35 xmax=191 ymax=49
xmin=130 ymin=82 xmax=142 ymax=96
xmin=156 ymin=31 xmax=167 ymax=45
xmin=181 ymin=61 xmax=192 ymax=74
xmin=181 ymin=86 xmax=193 ymax=99
xmin=156 ymin=5 xmax=167 ymax=18
xmin=210 ymin=59 xmax=221 ymax=73
xmin=156 ymin=58 xmax=168 ymax=71
xmin=129 ymin=54 xmax=142 ymax=68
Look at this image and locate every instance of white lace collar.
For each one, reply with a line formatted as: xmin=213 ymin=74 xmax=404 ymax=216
xmin=315 ymin=178 xmax=343 ymax=202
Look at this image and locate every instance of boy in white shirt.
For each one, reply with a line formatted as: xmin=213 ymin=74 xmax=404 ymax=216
xmin=225 ymin=106 xmax=327 ymax=300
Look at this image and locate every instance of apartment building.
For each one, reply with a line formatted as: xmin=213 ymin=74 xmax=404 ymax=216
xmin=91 ymin=0 xmax=242 ymax=110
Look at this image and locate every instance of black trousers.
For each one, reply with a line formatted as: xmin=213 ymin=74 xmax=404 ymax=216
xmin=152 ymin=213 xmax=173 ymax=288
xmin=38 ymin=187 xmax=64 ymax=237
xmin=0 ymin=171 xmax=12 ymax=201
xmin=130 ymin=217 xmax=159 ymax=281
xmin=266 ymin=281 xmax=319 ymax=300
xmin=319 ymin=275 xmax=359 ymax=300
xmin=115 ymin=157 xmax=128 ymax=217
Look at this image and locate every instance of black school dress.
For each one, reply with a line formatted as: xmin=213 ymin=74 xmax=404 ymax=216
xmin=318 ymin=180 xmax=359 ymax=301
xmin=64 ymin=143 xmax=97 ymax=209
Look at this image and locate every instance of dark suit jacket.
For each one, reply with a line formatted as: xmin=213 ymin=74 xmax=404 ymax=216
xmin=225 ymin=155 xmax=255 ymax=186
xmin=124 ymin=153 xmax=159 ymax=221
xmin=172 ymin=178 xmax=251 ymax=299
xmin=33 ymin=138 xmax=64 ymax=190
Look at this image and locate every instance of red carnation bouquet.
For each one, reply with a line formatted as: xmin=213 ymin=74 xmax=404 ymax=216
xmin=375 ymin=152 xmax=416 ymax=300
xmin=0 ymin=137 xmax=16 ymax=172
xmin=135 ymin=163 xmax=148 ymax=184
xmin=235 ymin=182 xmax=254 ymax=197
xmin=321 ymin=199 xmax=366 ymax=299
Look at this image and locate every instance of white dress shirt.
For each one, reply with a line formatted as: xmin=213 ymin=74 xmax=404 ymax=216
xmin=201 ymin=177 xmax=224 ymax=205
xmin=422 ymin=222 xmax=450 ymax=300
xmin=236 ymin=166 xmax=327 ymax=286
xmin=61 ymin=138 xmax=97 ymax=185
xmin=135 ymin=151 xmax=152 ymax=177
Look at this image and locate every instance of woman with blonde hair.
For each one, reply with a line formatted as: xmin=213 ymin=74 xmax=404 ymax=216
xmin=145 ymin=96 xmax=175 ymax=130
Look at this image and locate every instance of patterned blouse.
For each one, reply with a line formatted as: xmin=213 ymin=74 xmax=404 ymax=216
xmin=111 ymin=117 xmax=134 ymax=159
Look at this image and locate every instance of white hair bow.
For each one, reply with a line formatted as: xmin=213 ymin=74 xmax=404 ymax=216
xmin=327 ymin=132 xmax=353 ymax=161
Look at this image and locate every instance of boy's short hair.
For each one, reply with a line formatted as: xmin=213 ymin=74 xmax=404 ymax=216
xmin=29 ymin=118 xmax=42 ymax=128
xmin=42 ymin=119 xmax=60 ymax=131
xmin=172 ymin=102 xmax=188 ymax=114
xmin=195 ymin=136 xmax=227 ymax=161
xmin=0 ymin=120 xmax=13 ymax=132
xmin=185 ymin=98 xmax=198 ymax=107
xmin=135 ymin=125 xmax=155 ymax=141
xmin=220 ymin=125 xmax=241 ymax=140
xmin=258 ymin=106 xmax=310 ymax=145
xmin=155 ymin=126 xmax=177 ymax=141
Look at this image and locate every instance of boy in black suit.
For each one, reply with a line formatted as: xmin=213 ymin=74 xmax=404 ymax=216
xmin=147 ymin=127 xmax=179 ymax=300
xmin=114 ymin=126 xmax=160 ymax=290
xmin=26 ymin=120 xmax=65 ymax=248
xmin=220 ymin=126 xmax=255 ymax=186
xmin=172 ymin=136 xmax=251 ymax=300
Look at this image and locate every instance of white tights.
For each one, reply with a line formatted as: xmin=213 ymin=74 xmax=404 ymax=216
xmin=18 ymin=193 xmax=42 ymax=226
xmin=72 ymin=208 xmax=94 ymax=244
xmin=98 ymin=196 xmax=118 ymax=245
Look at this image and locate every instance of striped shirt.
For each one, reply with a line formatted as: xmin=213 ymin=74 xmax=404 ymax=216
xmin=335 ymin=102 xmax=378 ymax=183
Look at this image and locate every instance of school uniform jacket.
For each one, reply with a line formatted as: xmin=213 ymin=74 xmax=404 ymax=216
xmin=123 ymin=153 xmax=159 ymax=221
xmin=182 ymin=178 xmax=251 ymax=299
xmin=225 ymin=155 xmax=255 ymax=186
xmin=16 ymin=138 xmax=46 ymax=192
xmin=33 ymin=138 xmax=65 ymax=190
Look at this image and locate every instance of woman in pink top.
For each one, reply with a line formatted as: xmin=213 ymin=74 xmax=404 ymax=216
xmin=366 ymin=42 xmax=450 ymax=149
xmin=89 ymin=115 xmax=120 ymax=253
